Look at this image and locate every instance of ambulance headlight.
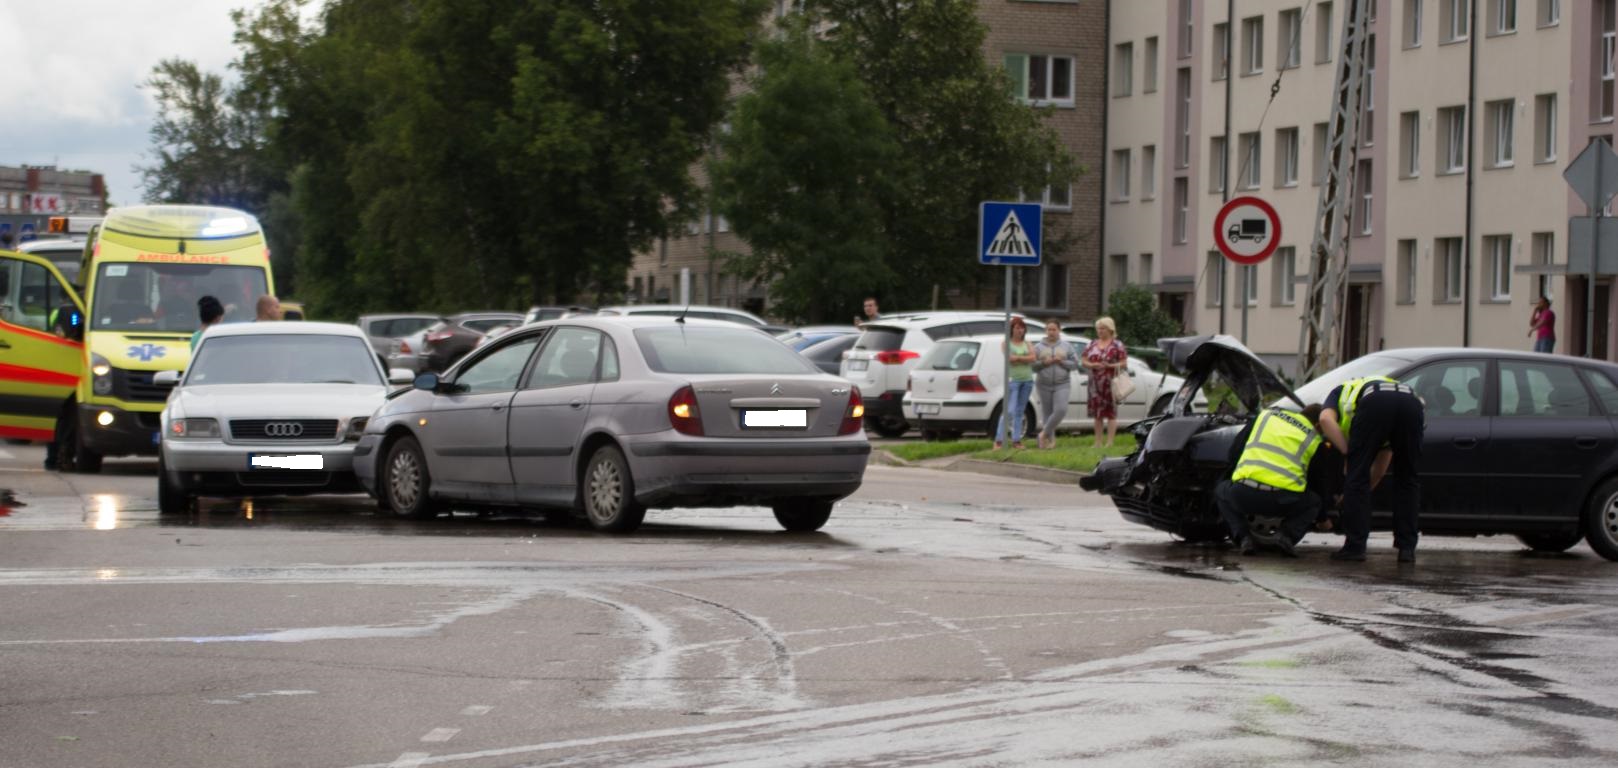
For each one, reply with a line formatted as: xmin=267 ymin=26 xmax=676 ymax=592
xmin=91 ymin=353 xmax=113 ymax=395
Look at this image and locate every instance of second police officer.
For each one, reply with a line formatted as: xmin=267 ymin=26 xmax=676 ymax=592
xmin=1216 ymin=403 xmax=1331 ymax=557
xmin=1318 ymin=375 xmax=1426 ymax=563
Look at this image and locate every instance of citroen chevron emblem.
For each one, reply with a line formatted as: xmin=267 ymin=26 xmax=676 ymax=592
xmin=771 ymin=382 xmax=782 ymax=395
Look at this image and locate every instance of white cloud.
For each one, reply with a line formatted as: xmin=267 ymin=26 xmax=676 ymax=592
xmin=1 ymin=1 xmax=246 ymax=204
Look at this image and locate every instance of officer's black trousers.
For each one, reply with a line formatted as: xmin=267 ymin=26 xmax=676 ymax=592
xmin=1215 ymin=480 xmax=1320 ymax=548
xmin=1341 ymin=390 xmax=1425 ymax=552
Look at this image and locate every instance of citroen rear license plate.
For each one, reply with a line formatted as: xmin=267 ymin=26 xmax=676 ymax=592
xmin=249 ymin=454 xmax=324 ymax=470
xmin=742 ymin=409 xmax=808 ymax=429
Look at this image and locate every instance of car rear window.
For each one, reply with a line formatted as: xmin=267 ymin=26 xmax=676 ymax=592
xmin=635 ymin=326 xmax=818 ymax=375
xmin=919 ymin=340 xmax=981 ymax=371
xmin=853 ymin=326 xmax=904 ymax=351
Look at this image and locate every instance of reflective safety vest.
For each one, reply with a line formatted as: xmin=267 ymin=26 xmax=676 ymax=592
xmin=1336 ymin=375 xmax=1398 ymax=443
xmin=1232 ymin=408 xmax=1323 ymax=492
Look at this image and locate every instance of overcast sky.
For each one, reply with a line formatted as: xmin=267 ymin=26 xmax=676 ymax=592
xmin=1 ymin=1 xmax=245 ymax=206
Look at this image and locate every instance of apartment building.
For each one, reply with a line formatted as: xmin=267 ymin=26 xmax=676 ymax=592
xmin=625 ymin=1 xmax=1107 ymax=322
xmin=1109 ymin=0 xmax=1612 ymax=370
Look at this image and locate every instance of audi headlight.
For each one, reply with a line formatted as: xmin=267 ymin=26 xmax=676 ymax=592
xmin=91 ymin=353 xmax=113 ymax=395
xmin=169 ymin=418 xmax=221 ymax=439
xmin=345 ymin=417 xmax=370 ymax=441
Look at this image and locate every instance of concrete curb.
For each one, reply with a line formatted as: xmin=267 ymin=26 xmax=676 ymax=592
xmin=946 ymin=458 xmax=1086 ymax=485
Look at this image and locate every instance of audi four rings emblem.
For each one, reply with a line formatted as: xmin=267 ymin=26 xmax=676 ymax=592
xmin=264 ymin=422 xmax=305 ymax=437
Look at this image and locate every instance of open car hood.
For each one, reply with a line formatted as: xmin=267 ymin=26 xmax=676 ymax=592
xmin=1160 ymin=334 xmax=1303 ymax=413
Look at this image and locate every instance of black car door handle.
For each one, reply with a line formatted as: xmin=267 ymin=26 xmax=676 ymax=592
xmin=491 ymin=403 xmax=506 ymax=412
xmin=0 ymin=338 xmax=11 ymax=349
xmin=1452 ymin=437 xmax=1478 ymax=449
xmin=1576 ymin=437 xmax=1601 ymax=449
xmin=569 ymin=399 xmax=585 ymax=410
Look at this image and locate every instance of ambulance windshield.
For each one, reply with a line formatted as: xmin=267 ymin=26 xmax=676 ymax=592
xmin=90 ymin=263 xmax=269 ymax=332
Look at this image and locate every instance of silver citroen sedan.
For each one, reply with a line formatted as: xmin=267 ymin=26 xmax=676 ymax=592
xmin=158 ymin=322 xmax=413 ymax=514
xmin=353 ymin=317 xmax=871 ymax=532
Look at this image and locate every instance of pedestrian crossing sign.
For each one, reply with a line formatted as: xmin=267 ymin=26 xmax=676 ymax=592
xmin=979 ymin=202 xmax=1042 ymax=266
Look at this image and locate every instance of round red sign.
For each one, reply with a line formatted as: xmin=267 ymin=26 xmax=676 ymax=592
xmin=1213 ymin=196 xmax=1282 ymax=266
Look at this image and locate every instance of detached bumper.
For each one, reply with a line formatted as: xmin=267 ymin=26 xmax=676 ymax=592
xmin=78 ymin=405 xmax=162 ymax=457
xmin=626 ymin=437 xmax=870 ymax=507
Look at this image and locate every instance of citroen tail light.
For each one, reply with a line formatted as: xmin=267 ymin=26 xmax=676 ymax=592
xmin=669 ymin=385 xmax=704 ymax=436
xmin=838 ymin=389 xmax=865 ymax=435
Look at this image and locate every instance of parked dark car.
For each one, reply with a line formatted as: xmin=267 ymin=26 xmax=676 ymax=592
xmin=800 ymin=334 xmax=859 ymax=376
xmin=1080 ymin=335 xmax=1618 ymax=561
xmin=421 ymin=312 xmax=524 ymax=372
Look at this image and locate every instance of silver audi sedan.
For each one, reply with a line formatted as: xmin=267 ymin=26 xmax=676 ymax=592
xmin=353 ymin=317 xmax=871 ymax=532
xmin=158 ymin=322 xmax=414 ymax=514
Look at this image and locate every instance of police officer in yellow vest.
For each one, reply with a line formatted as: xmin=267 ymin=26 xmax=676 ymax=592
xmin=1319 ymin=376 xmax=1425 ymax=563
xmin=1216 ymin=404 xmax=1328 ymax=557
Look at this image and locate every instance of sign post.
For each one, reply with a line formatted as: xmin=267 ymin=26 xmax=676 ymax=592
xmin=1212 ymin=196 xmax=1283 ymax=345
xmin=1563 ymin=138 xmax=1618 ymax=358
xmin=979 ymin=201 xmax=1042 ymax=445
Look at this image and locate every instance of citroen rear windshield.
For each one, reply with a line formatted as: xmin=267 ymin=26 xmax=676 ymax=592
xmin=635 ymin=326 xmax=818 ymax=375
xmin=90 ymin=262 xmax=269 ymax=332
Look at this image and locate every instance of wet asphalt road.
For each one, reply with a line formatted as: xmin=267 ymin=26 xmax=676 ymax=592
xmin=2 ymin=444 xmax=1618 ymax=767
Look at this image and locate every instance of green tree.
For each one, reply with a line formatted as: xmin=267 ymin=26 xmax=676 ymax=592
xmin=137 ymin=59 xmax=270 ymax=211
xmin=711 ymin=19 xmax=898 ymax=323
xmin=1104 ymin=283 xmax=1182 ymax=348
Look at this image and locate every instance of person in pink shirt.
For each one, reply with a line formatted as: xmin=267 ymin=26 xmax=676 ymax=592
xmin=1529 ymin=296 xmax=1556 ymax=354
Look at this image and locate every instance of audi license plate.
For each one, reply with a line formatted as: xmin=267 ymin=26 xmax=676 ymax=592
xmin=914 ymin=403 xmax=941 ymax=415
xmin=249 ymin=454 xmax=324 ymax=470
xmin=742 ymin=409 xmax=808 ymax=429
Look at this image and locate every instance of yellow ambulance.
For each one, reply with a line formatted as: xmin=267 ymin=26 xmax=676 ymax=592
xmin=0 ymin=205 xmax=274 ymax=472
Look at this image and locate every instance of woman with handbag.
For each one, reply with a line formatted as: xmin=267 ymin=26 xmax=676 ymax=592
xmin=1082 ymin=316 xmax=1129 ymax=448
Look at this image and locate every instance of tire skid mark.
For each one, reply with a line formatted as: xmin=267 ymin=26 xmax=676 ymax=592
xmin=566 ymin=589 xmax=681 ymax=711
xmin=807 ymin=584 xmax=1016 ymax=682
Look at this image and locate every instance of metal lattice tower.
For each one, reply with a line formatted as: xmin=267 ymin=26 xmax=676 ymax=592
xmin=1298 ymin=0 xmax=1374 ymax=381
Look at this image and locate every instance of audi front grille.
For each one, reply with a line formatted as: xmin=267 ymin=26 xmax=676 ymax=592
xmin=229 ymin=419 xmax=340 ymax=441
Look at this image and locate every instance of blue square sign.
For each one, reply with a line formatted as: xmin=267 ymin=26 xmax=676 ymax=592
xmin=979 ymin=202 xmax=1042 ymax=266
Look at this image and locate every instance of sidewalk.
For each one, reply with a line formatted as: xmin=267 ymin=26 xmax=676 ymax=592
xmin=873 ymin=448 xmax=1087 ymax=486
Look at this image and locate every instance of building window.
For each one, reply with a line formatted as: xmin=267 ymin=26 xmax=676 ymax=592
xmin=1242 ymin=16 xmax=1265 ymax=75
xmin=1107 ymin=253 xmax=1130 ymax=299
xmin=1486 ymin=235 xmax=1512 ymax=300
xmin=1240 ymin=132 xmax=1262 ymax=190
xmin=1174 ymin=179 xmax=1190 ymax=243
xmin=1361 ymin=35 xmax=1377 ymax=146
xmin=1207 ymin=252 xmax=1226 ymax=307
xmin=1405 ymin=0 xmax=1424 ymax=47
xmin=1313 ymin=122 xmax=1330 ymax=186
xmin=1317 ymin=2 xmax=1335 ymax=63
xmin=1210 ymin=136 xmax=1229 ymax=194
xmin=1280 ymin=8 xmax=1303 ymax=69
xmin=1400 ymin=111 xmax=1421 ymax=178
xmin=715 ymin=214 xmax=730 ymax=233
xmin=1141 ymin=253 xmax=1156 ymax=285
xmin=1532 ymin=231 xmax=1554 ymax=297
xmin=1276 ymin=127 xmax=1300 ymax=186
xmin=1491 ymin=0 xmax=1518 ymax=34
xmin=1181 ymin=0 xmax=1195 ymax=57
xmin=1397 ymin=239 xmax=1418 ymax=304
xmin=1439 ymin=106 xmax=1467 ymax=173
xmin=1019 ymin=179 xmax=1072 ymax=211
xmin=1213 ymin=23 xmax=1230 ymax=81
xmin=1005 ymin=54 xmax=1075 ymax=106
xmin=1356 ymin=159 xmax=1374 ymax=234
xmin=1538 ymin=0 xmax=1560 ymax=27
xmin=1534 ymin=94 xmax=1557 ymax=163
xmin=1443 ymin=0 xmax=1471 ymax=42
xmin=1113 ymin=149 xmax=1133 ymax=201
xmin=1487 ymin=99 xmax=1515 ymax=168
xmin=1272 ymin=246 xmax=1297 ymax=306
xmin=1602 ymin=3 xmax=1616 ymax=121
xmin=1142 ymin=145 xmax=1158 ymax=199
xmin=1144 ymin=37 xmax=1160 ymax=92
xmin=1114 ymin=42 xmax=1134 ymax=96
xmin=1015 ymin=262 xmax=1069 ymax=310
xmin=1177 ymin=68 xmax=1192 ymax=167
xmin=1436 ymin=237 xmax=1464 ymax=302
xmin=1241 ymin=264 xmax=1259 ymax=306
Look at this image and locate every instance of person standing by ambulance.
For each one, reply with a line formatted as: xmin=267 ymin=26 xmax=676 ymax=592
xmin=1216 ymin=404 xmax=1328 ymax=557
xmin=1318 ymin=376 xmax=1426 ymax=563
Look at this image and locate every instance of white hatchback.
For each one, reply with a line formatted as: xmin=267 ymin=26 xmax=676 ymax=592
xmin=839 ymin=312 xmax=1027 ymax=437
xmin=901 ymin=334 xmax=1197 ymax=439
